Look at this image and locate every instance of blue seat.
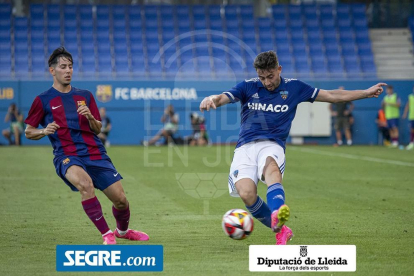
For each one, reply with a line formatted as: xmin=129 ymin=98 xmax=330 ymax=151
xmin=321 ymin=19 xmax=335 ymax=28
xmin=208 ymin=5 xmax=221 ymax=17
xmin=177 ymin=25 xmax=191 ymax=35
xmin=192 ymin=5 xmax=206 ymax=17
xmin=177 ymin=37 xmax=192 ymax=48
xmin=353 ymin=18 xmax=368 ymax=28
xmin=272 ymin=5 xmax=287 ymax=18
xmin=338 ymin=18 xmax=352 ymax=28
xmin=130 ymin=43 xmax=144 ymax=54
xmin=113 ymin=5 xmax=126 ymax=16
xmin=194 ymin=19 xmax=207 ymax=30
xmin=97 ymin=60 xmax=113 ymax=74
xmin=337 ymin=4 xmax=350 ymax=14
xmin=312 ymin=63 xmax=328 ymax=75
xmin=128 ymin=5 xmax=141 ymax=18
xmin=196 ymin=57 xmax=212 ymax=74
xmin=240 ymin=5 xmax=253 ymax=17
xmin=194 ymin=46 xmax=210 ymax=57
xmin=193 ymin=34 xmax=209 ymax=43
xmin=309 ymin=48 xmax=324 ymax=57
xmin=178 ymin=61 xmax=197 ymax=78
xmin=179 ymin=51 xmax=193 ymax=66
xmin=320 ymin=4 xmax=333 ymax=15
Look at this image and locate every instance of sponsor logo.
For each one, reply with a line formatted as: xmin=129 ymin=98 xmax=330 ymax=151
xmin=56 ymin=245 xmax=163 ymax=272
xmin=284 ymin=78 xmax=297 ymax=83
xmin=250 ymin=245 xmax=356 ymax=272
xmin=77 ymin=101 xmax=86 ymax=107
xmin=233 ymin=170 xmax=239 ymax=178
xmin=0 ymin=87 xmax=14 ymax=99
xmin=96 ymin=85 xmax=113 ymax=103
xmin=247 ymin=103 xmax=289 ymax=113
xmin=95 ymin=215 xmax=103 ymax=221
xmin=63 ymin=158 xmax=70 ymax=165
xmin=245 ymin=77 xmax=260 ymax=83
xmin=114 ymin=88 xmax=197 ymax=100
xmin=300 ymin=246 xmax=308 ymax=257
xmin=113 ymin=172 xmax=119 ymax=177
xmin=252 ymin=93 xmax=259 ymax=99
xmin=280 ymin=90 xmax=289 ymax=100
xmin=52 ymin=105 xmax=62 ymax=110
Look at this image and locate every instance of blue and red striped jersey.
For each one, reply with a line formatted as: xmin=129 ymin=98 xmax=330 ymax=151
xmin=25 ymin=86 xmax=107 ymax=160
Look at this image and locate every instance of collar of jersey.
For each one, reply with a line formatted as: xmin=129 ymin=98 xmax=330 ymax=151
xmin=256 ymin=77 xmax=286 ymax=92
xmin=51 ymin=86 xmax=74 ymax=94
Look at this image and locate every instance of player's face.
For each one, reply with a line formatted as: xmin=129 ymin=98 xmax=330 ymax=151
xmin=386 ymin=87 xmax=393 ymax=95
xmin=257 ymin=66 xmax=282 ymax=91
xmin=50 ymin=57 xmax=73 ymax=85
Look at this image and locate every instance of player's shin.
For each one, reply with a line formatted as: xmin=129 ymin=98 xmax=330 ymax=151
xmin=82 ymin=196 xmax=110 ymax=235
xmin=112 ymin=205 xmax=130 ymax=235
xmin=266 ymin=183 xmax=285 ymax=212
xmin=246 ymin=196 xmax=271 ymax=228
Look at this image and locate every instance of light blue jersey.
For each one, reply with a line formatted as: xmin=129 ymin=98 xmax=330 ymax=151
xmin=223 ymin=77 xmax=319 ymax=150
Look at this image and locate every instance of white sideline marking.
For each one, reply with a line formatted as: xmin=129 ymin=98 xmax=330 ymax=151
xmin=290 ymin=147 xmax=414 ymax=167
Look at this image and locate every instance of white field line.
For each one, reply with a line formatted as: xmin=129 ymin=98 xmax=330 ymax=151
xmin=290 ymin=147 xmax=414 ymax=167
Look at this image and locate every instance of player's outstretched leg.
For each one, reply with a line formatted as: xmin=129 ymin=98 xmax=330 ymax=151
xmin=82 ymin=197 xmax=116 ymax=245
xmin=266 ymin=183 xmax=290 ymax=232
xmin=246 ymin=196 xmax=272 ymax=228
xmin=112 ymin=205 xmax=149 ymax=241
xmin=103 ymin=181 xmax=150 ymax=241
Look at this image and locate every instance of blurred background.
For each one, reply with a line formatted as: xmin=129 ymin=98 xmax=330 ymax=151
xmin=0 ymin=0 xmax=413 ymax=146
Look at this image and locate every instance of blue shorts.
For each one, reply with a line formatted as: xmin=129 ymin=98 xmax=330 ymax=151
xmin=54 ymin=155 xmax=123 ymax=192
xmin=410 ymin=120 xmax=414 ymax=129
xmin=387 ymin=119 xmax=399 ymax=128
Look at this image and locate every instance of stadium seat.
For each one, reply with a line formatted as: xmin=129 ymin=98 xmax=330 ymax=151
xmin=272 ymin=5 xmax=287 ymax=18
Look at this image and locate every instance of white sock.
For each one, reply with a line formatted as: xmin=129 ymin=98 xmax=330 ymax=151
xmin=117 ymin=228 xmax=128 ymax=236
xmin=347 ymin=140 xmax=352 ymax=145
xmin=102 ymin=230 xmax=112 ymax=237
xmin=337 ymin=140 xmax=343 ymax=145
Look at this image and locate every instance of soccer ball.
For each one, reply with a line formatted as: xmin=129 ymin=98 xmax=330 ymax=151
xmin=222 ymin=209 xmax=254 ymax=240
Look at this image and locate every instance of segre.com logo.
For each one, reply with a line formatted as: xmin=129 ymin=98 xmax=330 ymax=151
xmin=56 ymin=245 xmax=163 ymax=272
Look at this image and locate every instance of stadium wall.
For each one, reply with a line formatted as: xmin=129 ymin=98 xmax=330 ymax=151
xmin=0 ymin=79 xmax=413 ymax=146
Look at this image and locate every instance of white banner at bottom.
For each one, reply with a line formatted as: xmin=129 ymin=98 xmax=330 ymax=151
xmin=249 ymin=245 xmax=356 ymax=272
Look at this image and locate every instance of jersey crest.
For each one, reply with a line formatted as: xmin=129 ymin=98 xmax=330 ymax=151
xmin=280 ymin=90 xmax=289 ymax=100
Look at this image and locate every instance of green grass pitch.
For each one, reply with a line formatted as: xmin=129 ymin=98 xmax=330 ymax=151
xmin=0 ymin=145 xmax=413 ymax=276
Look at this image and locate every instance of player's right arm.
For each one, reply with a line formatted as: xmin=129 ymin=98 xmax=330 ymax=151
xmin=24 ymin=96 xmax=60 ymax=140
xmin=199 ymin=94 xmax=231 ymax=112
xmin=25 ymin=122 xmax=60 ymax=140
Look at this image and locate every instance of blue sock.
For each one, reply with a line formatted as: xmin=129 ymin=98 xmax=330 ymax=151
xmin=266 ymin=183 xmax=285 ymax=213
xmin=246 ymin=196 xmax=271 ymax=228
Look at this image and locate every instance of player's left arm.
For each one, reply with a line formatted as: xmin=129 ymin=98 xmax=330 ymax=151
xmin=315 ymin=83 xmax=387 ymax=103
xmin=77 ymin=105 xmax=102 ymax=134
xmin=78 ymin=93 xmax=102 ymax=134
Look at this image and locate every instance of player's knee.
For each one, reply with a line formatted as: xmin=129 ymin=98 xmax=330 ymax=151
xmin=78 ymin=178 xmax=94 ymax=196
xmin=238 ymin=189 xmax=256 ymax=203
xmin=113 ymin=194 xmax=128 ymax=210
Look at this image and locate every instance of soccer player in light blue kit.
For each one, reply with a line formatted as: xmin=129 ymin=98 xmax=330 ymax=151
xmin=200 ymin=51 xmax=386 ymax=244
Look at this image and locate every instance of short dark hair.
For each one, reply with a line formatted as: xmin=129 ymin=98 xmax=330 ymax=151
xmin=253 ymin=51 xmax=279 ymax=71
xmin=48 ymin=46 xmax=73 ymax=67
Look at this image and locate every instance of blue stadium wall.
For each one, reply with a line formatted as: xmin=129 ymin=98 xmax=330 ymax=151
xmin=0 ymin=79 xmax=413 ymax=146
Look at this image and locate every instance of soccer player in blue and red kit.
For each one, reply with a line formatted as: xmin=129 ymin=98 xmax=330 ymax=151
xmin=24 ymin=47 xmax=149 ymax=244
xmin=200 ymin=51 xmax=386 ymax=245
